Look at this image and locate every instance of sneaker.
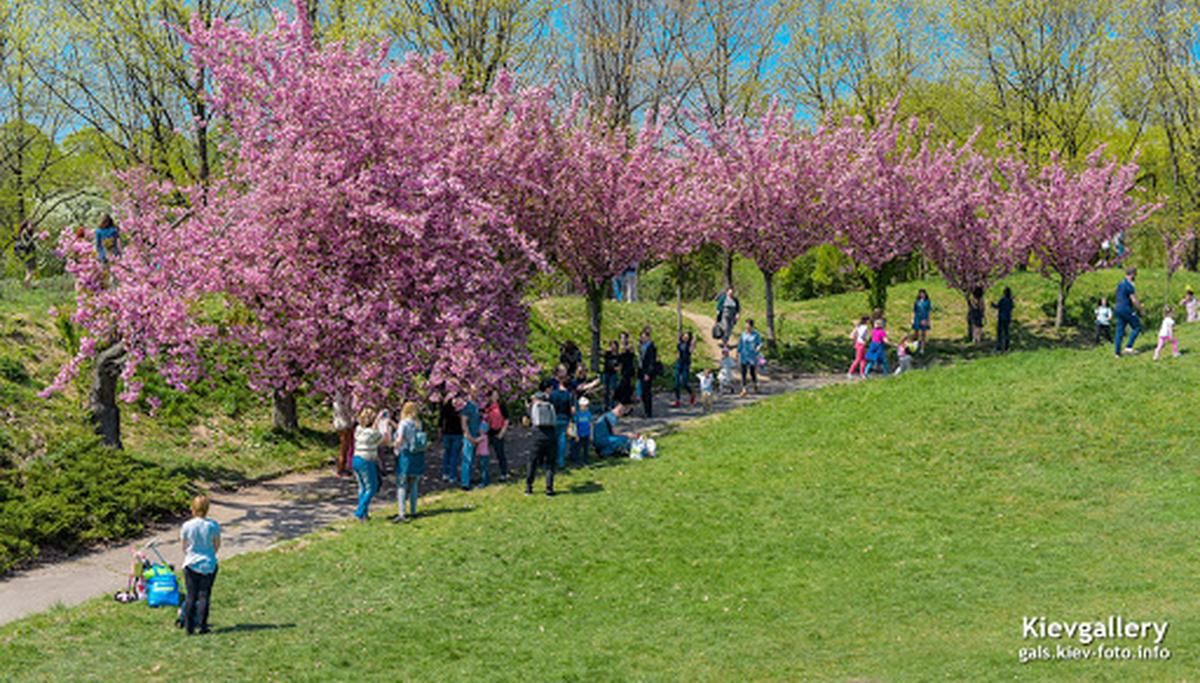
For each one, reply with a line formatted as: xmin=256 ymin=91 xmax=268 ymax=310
xmin=739 ymin=389 xmax=748 ymax=397
xmin=671 ymin=401 xmax=680 ymax=408
xmin=524 ymin=488 xmax=532 ymax=496
xmin=546 ymin=490 xmax=556 ymax=497
xmin=1123 ymin=347 xmax=1139 ymax=355
xmin=1174 ymin=352 xmax=1182 ymax=358
xmin=390 ymin=515 xmax=405 ymax=523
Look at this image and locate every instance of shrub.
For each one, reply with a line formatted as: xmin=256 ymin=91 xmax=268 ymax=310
xmin=0 ymin=438 xmax=190 ymax=574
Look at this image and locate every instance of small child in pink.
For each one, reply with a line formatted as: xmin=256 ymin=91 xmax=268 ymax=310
xmin=893 ymin=334 xmax=913 ymax=375
xmin=1154 ymin=305 xmax=1181 ymax=361
xmin=846 ymin=315 xmax=870 ymax=378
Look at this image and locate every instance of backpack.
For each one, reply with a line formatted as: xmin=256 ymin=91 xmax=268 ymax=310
xmin=143 ymin=564 xmax=181 ymax=608
xmin=411 ymin=426 xmax=429 ymax=454
xmin=530 ymin=399 xmax=556 ymax=428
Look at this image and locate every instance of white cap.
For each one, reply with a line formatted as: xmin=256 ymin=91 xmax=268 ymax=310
xmin=578 ymin=397 xmax=590 ymax=408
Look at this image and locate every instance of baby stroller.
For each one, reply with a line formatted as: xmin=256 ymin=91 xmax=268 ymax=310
xmin=115 ymin=540 xmax=183 ymax=618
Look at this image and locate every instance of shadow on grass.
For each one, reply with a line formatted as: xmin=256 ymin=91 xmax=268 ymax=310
xmin=565 ymin=481 xmax=604 ymax=495
xmin=210 ymin=623 xmax=297 ymax=635
xmin=414 ymin=506 xmax=476 ymax=519
xmin=773 ymin=319 xmax=1110 ymax=374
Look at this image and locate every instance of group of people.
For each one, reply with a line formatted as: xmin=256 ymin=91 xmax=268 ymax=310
xmin=1101 ymin=266 xmax=1191 ymax=361
xmin=844 ymin=286 xmax=1020 ymax=377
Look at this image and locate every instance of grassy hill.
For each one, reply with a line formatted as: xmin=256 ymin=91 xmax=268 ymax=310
xmin=4 ymin=312 xmax=1197 ymax=680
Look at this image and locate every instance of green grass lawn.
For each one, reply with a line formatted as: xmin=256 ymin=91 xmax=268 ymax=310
xmin=4 ymin=316 xmax=1198 ymax=681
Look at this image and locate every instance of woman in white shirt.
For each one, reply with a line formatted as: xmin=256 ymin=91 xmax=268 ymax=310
xmin=352 ymin=408 xmax=392 ymax=521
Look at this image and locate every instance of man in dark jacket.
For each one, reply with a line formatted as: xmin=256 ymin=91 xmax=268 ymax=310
xmin=638 ymin=326 xmax=659 ymax=418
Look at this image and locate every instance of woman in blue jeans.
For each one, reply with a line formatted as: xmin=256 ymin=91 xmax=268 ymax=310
xmin=352 ymin=407 xmax=391 ymax=521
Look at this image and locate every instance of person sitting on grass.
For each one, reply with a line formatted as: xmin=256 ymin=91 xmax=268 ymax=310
xmin=593 ymin=403 xmax=634 ymax=459
xmin=863 ymin=319 xmax=891 ymax=377
xmin=180 ymin=495 xmax=220 ymax=635
xmin=1154 ymin=305 xmax=1181 ymax=361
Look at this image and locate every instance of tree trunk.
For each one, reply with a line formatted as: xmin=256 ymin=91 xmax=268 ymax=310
xmin=866 ymin=266 xmax=890 ymax=313
xmin=89 ymin=342 xmax=126 ymax=449
xmin=761 ymin=266 xmax=778 ymax=352
xmin=1054 ymin=280 xmax=1071 ymax=329
xmin=587 ymin=284 xmax=604 ymax=373
xmin=674 ymin=256 xmax=686 ymax=339
xmin=723 ymin=249 xmax=734 ymax=292
xmin=273 ymin=389 xmax=299 ymax=432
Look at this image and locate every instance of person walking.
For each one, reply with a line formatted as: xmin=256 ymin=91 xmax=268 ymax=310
xmin=483 ymin=391 xmax=511 ymax=482
xmin=716 ymin=287 xmax=741 ymax=346
xmin=332 ymin=391 xmax=354 ymax=477
xmin=392 ymin=402 xmax=427 ymax=522
xmin=912 ymin=289 xmax=932 ymax=353
xmin=1114 ymin=267 xmax=1146 ymax=357
xmin=638 ymin=326 xmax=660 ymax=418
xmin=439 ymin=399 xmax=463 ymax=483
xmin=526 ymin=382 xmax=558 ymax=496
xmin=672 ymin=331 xmax=695 ymax=408
xmin=179 ymin=495 xmax=220 ymax=635
xmin=95 ymin=214 xmax=121 ymax=264
xmin=1154 ymin=305 xmax=1181 ymax=361
xmin=992 ymin=287 xmax=1014 ymax=352
xmin=352 ymin=408 xmax=391 ymax=521
xmin=847 ymin=315 xmax=870 ymax=377
xmin=737 ymin=319 xmax=763 ymax=396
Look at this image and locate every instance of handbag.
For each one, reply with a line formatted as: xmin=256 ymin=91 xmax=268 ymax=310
xmin=711 ymin=322 xmax=724 ymax=340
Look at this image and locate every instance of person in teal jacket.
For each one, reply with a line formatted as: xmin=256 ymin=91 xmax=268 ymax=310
xmin=736 ymin=319 xmax=763 ymax=396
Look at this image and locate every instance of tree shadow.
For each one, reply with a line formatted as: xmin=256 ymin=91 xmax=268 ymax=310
xmin=209 ymin=623 xmax=296 ymax=634
xmin=413 ymin=506 xmax=475 ymax=519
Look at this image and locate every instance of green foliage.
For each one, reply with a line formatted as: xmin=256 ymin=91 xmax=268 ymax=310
xmin=0 ymin=438 xmax=190 ymax=574
xmin=778 ymin=243 xmax=860 ymax=301
xmin=5 ymin=329 xmax=1200 ymax=678
xmin=0 ymin=355 xmax=29 ymax=385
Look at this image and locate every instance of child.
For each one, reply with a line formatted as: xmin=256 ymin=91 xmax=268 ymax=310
xmin=893 ymin=334 xmax=913 ymax=375
xmin=1154 ymin=305 xmax=1181 ymax=361
xmin=863 ymin=319 xmax=890 ymax=377
xmin=1095 ymin=297 xmax=1114 ymax=344
xmin=697 ymin=368 xmax=715 ymax=413
xmin=718 ymin=347 xmax=737 ymax=394
xmin=474 ymin=421 xmax=491 ymax=487
xmin=570 ymin=397 xmax=594 ymax=467
xmin=847 ymin=315 xmax=870 ymax=378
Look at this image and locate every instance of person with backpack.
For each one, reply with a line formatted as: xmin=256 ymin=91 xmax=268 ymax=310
xmin=179 ymin=495 xmax=220 ymax=635
xmin=638 ymin=326 xmax=660 ymax=418
xmin=392 ymin=402 xmax=428 ymax=522
xmin=716 ymin=287 xmax=740 ymax=346
xmin=526 ymin=381 xmax=558 ymax=496
xmin=483 ymin=390 xmax=511 ymax=482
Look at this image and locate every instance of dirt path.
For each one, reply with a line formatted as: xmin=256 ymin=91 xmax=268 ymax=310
xmin=0 ymin=361 xmax=842 ymax=627
xmin=680 ymin=307 xmax=725 ymax=365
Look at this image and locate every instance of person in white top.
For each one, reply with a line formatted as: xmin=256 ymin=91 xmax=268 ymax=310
xmin=847 ymin=315 xmax=870 ymax=378
xmin=1094 ymin=297 xmax=1114 ymax=344
xmin=352 ymin=407 xmax=392 ymax=521
xmin=696 ymin=368 xmax=715 ymax=413
xmin=1154 ymin=305 xmax=1181 ymax=361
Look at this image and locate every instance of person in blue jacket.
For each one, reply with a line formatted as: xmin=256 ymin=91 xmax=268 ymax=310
xmin=593 ymin=403 xmax=633 ymax=459
xmin=737 ymin=319 xmax=763 ymax=396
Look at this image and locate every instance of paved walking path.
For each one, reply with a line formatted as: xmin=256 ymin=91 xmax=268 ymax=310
xmin=0 ymin=312 xmax=841 ymax=626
